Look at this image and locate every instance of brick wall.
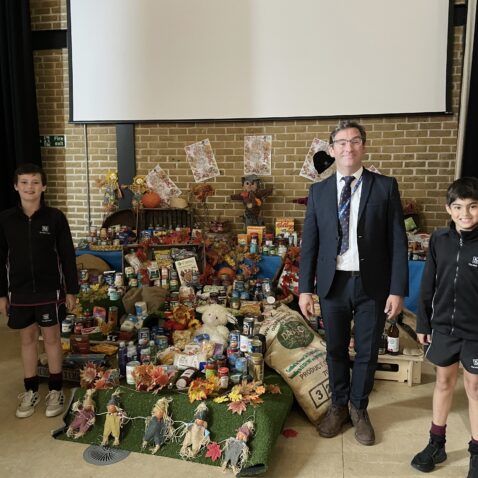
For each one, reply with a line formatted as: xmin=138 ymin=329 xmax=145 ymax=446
xmin=30 ymin=0 xmax=464 ymax=242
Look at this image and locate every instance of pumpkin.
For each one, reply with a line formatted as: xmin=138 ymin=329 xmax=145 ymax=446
xmin=141 ymin=191 xmax=162 ymax=208
xmin=216 ymin=266 xmax=236 ymax=280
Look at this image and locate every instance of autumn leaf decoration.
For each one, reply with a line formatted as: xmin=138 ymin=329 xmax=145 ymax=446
xmin=132 ymin=364 xmax=176 ymax=393
xmin=213 ymin=380 xmax=281 ymax=415
xmin=188 ymin=376 xmax=219 ymax=403
xmin=205 ymin=442 xmax=222 ymax=462
xmin=79 ymin=362 xmax=119 ymax=390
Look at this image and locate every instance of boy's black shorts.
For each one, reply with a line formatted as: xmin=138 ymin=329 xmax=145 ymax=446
xmin=426 ymin=330 xmax=478 ymax=374
xmin=8 ymin=301 xmax=66 ymax=330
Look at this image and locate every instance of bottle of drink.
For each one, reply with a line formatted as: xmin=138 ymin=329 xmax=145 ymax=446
xmin=149 ymin=339 xmax=158 ymax=365
xmin=387 ymin=319 xmax=400 ymax=355
xmin=117 ymin=341 xmax=127 ymax=377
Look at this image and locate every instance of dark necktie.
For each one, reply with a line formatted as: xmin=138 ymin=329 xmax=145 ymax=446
xmin=338 ymin=176 xmax=355 ymax=255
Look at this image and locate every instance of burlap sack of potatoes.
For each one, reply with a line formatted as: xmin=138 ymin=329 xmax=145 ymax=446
xmin=258 ymin=304 xmax=329 ymax=424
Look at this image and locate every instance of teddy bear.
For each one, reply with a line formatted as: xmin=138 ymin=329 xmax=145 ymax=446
xmin=195 ymin=304 xmax=238 ymax=346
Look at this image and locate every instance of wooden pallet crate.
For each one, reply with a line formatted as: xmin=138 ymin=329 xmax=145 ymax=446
xmin=350 ymin=352 xmax=423 ymax=387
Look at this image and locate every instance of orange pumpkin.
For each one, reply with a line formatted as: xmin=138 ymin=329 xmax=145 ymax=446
xmin=141 ymin=191 xmax=162 ymax=208
xmin=217 ymin=266 xmax=236 ymax=280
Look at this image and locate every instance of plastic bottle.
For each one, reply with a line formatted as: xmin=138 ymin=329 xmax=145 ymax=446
xmin=126 ymin=340 xmax=138 ymax=363
xmin=387 ymin=319 xmax=400 ymax=355
xmin=149 ymin=339 xmax=158 ymax=365
xmin=118 ymin=341 xmax=128 ymax=377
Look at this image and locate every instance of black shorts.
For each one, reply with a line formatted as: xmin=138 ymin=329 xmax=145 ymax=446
xmin=7 ymin=301 xmax=66 ymax=330
xmin=426 ymin=330 xmax=478 ymax=374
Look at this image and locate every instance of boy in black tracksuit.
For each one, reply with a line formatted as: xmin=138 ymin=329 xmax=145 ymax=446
xmin=0 ymin=164 xmax=78 ymax=419
xmin=411 ymin=177 xmax=478 ymax=478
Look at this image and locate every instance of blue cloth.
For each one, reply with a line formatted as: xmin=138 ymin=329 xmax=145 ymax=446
xmin=76 ymin=249 xmax=123 ymax=272
xmin=404 ymin=260 xmax=425 ymax=314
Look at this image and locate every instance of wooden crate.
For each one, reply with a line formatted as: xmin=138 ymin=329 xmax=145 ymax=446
xmin=350 ymin=352 xmax=423 ymax=387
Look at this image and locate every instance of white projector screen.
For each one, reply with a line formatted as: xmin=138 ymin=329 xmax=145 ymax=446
xmin=67 ymin=0 xmax=452 ymax=123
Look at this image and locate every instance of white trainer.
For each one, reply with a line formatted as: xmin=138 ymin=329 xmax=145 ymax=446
xmin=16 ymin=390 xmax=40 ymax=418
xmin=45 ymin=390 xmax=65 ymax=417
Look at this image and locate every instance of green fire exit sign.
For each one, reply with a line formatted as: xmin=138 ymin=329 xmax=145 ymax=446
xmin=39 ymin=135 xmax=66 ymax=148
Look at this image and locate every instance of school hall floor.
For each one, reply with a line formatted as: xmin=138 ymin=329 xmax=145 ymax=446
xmin=0 ymin=322 xmax=471 ymax=478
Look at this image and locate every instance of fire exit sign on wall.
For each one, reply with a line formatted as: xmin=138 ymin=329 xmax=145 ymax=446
xmin=39 ymin=135 xmax=66 ymax=147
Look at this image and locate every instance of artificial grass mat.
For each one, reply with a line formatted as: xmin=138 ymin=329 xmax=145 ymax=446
xmin=54 ymin=370 xmax=293 ymax=476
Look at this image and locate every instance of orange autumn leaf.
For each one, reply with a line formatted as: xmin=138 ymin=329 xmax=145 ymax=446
xmin=228 ymin=400 xmax=248 ymax=415
xmin=267 ymin=384 xmax=282 ymax=394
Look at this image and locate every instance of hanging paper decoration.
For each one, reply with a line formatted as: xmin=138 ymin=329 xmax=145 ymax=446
xmin=300 ymin=138 xmax=334 ymax=182
xmin=145 ymin=165 xmax=182 ymax=205
xmin=185 ymin=139 xmax=220 ymax=183
xmin=244 ymin=135 xmax=272 ymax=176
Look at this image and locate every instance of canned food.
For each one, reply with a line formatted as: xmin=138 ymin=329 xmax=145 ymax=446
xmin=155 ymin=335 xmax=169 ymax=351
xmin=61 ymin=318 xmax=72 ymax=334
xmin=104 ymin=270 xmax=116 ymax=286
xmin=114 ymin=272 xmax=124 ymax=287
xmin=235 ymin=356 xmax=248 ymax=374
xmin=242 ymin=317 xmax=255 ymax=337
xmin=138 ymin=327 xmax=150 ymax=346
xmin=229 ymin=330 xmax=241 ymax=349
xmin=250 ymin=339 xmax=263 ymax=354
xmin=79 ymin=269 xmax=89 ymax=283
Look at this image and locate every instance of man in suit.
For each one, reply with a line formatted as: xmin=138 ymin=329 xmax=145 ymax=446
xmin=298 ymin=120 xmax=408 ymax=446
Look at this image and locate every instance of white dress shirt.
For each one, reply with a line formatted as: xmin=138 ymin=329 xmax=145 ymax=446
xmin=336 ymin=167 xmax=363 ymax=271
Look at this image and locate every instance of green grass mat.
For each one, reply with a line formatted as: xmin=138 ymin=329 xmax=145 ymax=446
xmin=55 ymin=370 xmax=293 ymax=476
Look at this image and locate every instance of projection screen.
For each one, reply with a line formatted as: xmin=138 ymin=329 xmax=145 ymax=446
xmin=67 ymin=0 xmax=452 ymax=123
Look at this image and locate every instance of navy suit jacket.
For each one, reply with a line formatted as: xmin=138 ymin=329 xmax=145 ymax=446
xmin=298 ymin=169 xmax=409 ymax=301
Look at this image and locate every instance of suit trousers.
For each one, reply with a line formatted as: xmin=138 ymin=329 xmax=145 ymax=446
xmin=319 ymin=271 xmax=387 ymax=410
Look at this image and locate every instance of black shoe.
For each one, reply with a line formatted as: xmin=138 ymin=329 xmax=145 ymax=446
xmin=411 ymin=440 xmax=447 ymax=473
xmin=468 ymin=454 xmax=478 ymax=478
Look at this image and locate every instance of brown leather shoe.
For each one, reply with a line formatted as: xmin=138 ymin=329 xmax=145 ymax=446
xmin=317 ymin=404 xmax=350 ymax=438
xmin=350 ymin=404 xmax=375 ymax=446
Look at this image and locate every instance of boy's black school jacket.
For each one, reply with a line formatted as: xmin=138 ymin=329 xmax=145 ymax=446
xmin=417 ymin=224 xmax=478 ymax=340
xmin=0 ymin=206 xmax=79 ymax=302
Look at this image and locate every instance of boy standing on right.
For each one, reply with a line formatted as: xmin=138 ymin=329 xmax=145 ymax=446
xmin=412 ymin=177 xmax=478 ymax=477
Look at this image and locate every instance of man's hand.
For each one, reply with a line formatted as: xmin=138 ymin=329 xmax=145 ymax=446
xmin=65 ymin=294 xmax=77 ymax=312
xmin=417 ymin=333 xmax=431 ymax=345
xmin=0 ymin=296 xmax=9 ymax=319
xmin=384 ymin=294 xmax=403 ymax=319
xmin=299 ymin=293 xmax=315 ymax=319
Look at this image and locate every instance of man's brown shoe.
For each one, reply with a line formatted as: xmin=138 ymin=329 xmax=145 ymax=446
xmin=317 ymin=404 xmax=350 ymax=438
xmin=350 ymin=404 xmax=375 ymax=446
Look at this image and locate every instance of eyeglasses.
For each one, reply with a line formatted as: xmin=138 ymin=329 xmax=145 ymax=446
xmin=332 ymin=136 xmax=363 ymax=148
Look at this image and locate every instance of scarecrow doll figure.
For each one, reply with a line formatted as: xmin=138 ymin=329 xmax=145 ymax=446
xmin=101 ymin=390 xmax=127 ymax=447
xmin=97 ymin=170 xmax=123 ymax=213
xmin=142 ymin=397 xmax=175 ymax=454
xmin=122 ymin=175 xmax=149 ymax=210
xmin=230 ymin=175 xmax=272 ymax=227
xmin=180 ymin=402 xmax=211 ymax=459
xmin=221 ymin=421 xmax=255 ymax=475
xmin=66 ymin=389 xmax=96 ymax=439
